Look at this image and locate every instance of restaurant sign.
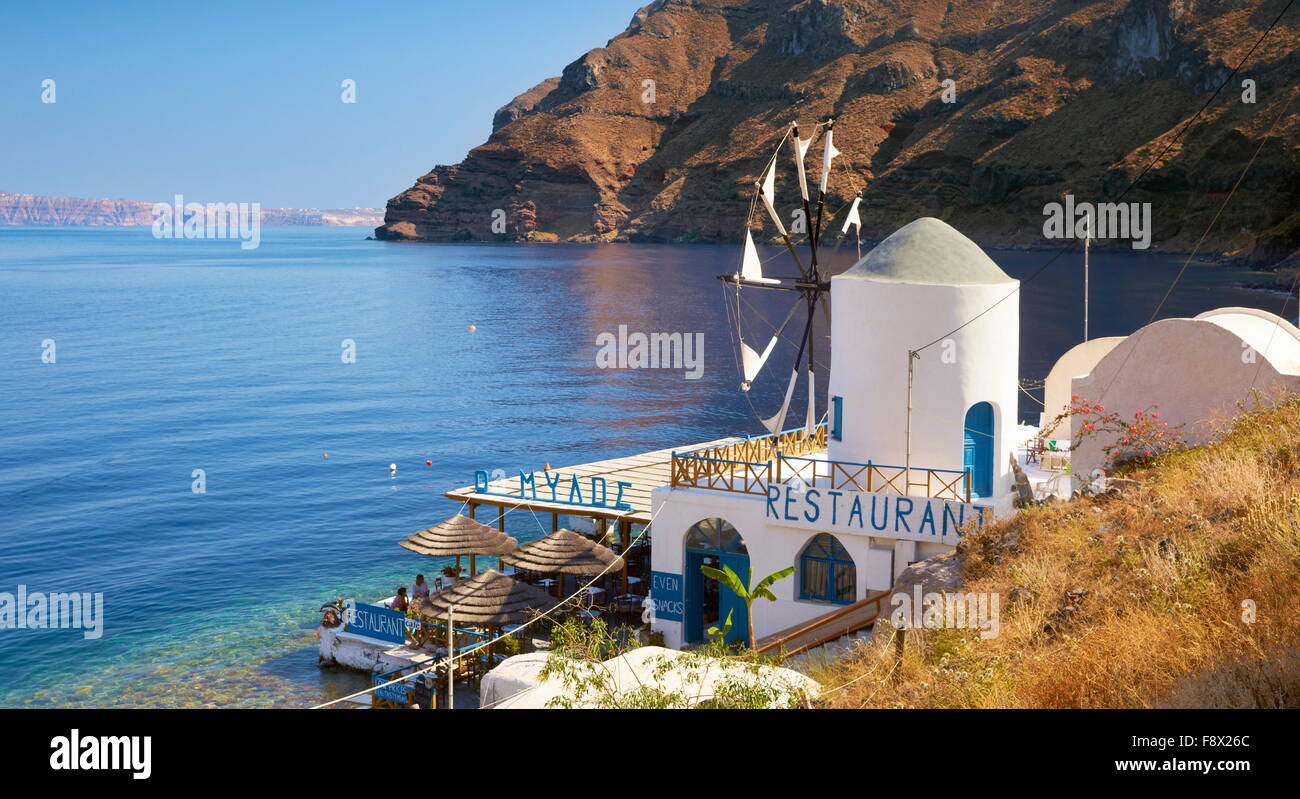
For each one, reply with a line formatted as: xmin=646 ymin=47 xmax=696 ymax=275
xmin=765 ymin=484 xmax=992 ymax=546
xmin=347 ymin=602 xmax=407 ymax=645
xmin=473 ymin=469 xmax=633 ymax=511
xmin=650 ymin=571 xmax=683 ymax=622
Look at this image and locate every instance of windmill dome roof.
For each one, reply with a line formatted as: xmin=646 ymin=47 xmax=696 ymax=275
xmin=840 ymin=217 xmax=1014 ymax=286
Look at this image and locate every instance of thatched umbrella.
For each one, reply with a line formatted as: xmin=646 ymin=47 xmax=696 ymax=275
xmin=414 ymin=570 xmax=556 ymax=676
xmin=502 ymin=529 xmax=624 ymax=574
xmin=501 ymin=529 xmax=624 ymax=599
xmin=414 ymin=570 xmax=554 ymax=626
xmin=399 ymin=514 xmax=517 ymax=577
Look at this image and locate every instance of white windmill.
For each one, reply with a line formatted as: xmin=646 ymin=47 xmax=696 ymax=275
xmin=720 ymin=119 xmax=862 ymax=438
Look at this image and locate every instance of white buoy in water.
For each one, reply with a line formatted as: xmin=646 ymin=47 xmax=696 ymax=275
xmin=389 ymin=463 xmax=397 ymax=475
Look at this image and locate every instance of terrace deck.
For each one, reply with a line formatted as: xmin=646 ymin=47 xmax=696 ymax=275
xmin=442 ymin=436 xmax=741 ymax=527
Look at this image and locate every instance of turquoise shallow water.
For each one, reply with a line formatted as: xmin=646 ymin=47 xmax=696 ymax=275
xmin=0 ymin=226 xmax=1287 ymax=707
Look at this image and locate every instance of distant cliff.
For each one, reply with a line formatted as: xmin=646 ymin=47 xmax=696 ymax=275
xmin=376 ymin=0 xmax=1299 ymax=266
xmin=0 ymin=192 xmax=385 ymax=227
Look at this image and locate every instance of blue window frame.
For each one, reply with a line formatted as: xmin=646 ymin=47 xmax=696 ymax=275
xmin=830 ymin=396 xmax=844 ymax=441
xmin=798 ymin=534 xmax=855 ymax=604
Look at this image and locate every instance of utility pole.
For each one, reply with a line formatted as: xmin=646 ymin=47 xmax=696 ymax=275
xmin=447 ymin=606 xmax=454 ymax=710
xmin=1084 ymin=211 xmax=1091 ymax=342
xmin=904 ymin=350 xmax=919 ymax=494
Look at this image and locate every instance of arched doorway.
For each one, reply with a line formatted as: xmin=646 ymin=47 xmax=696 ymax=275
xmin=963 ymin=402 xmax=994 ymax=498
xmin=683 ymin=518 xmax=749 ymax=645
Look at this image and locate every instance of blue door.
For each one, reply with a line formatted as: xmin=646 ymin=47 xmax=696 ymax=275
xmin=683 ymin=519 xmax=749 ymax=646
xmin=963 ymin=402 xmax=994 ymax=498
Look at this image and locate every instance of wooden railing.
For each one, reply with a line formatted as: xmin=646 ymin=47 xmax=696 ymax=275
xmin=754 ymin=590 xmax=892 ymax=657
xmin=671 ymin=422 xmax=973 ymax=503
xmin=669 ymin=423 xmax=827 ymax=496
xmin=776 ymin=455 xmax=971 ymax=502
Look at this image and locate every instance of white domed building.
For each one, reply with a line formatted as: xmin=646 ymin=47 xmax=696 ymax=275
xmin=829 ymin=217 xmax=1021 ymax=506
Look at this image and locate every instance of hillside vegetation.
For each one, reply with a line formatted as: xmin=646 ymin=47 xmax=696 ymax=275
xmin=814 ymin=397 xmax=1300 ymax=708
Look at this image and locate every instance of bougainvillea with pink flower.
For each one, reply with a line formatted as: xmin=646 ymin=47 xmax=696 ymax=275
xmin=1042 ymin=395 xmax=1186 ymax=470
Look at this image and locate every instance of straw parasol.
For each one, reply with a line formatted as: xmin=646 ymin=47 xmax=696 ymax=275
xmin=501 ymin=529 xmax=624 ymax=575
xmin=399 ymin=514 xmax=517 ymax=576
xmin=414 ymin=571 xmax=554 ymax=626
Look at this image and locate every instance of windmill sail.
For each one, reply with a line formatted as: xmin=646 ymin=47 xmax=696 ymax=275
xmin=790 ymin=132 xmax=812 ymax=202
xmin=819 ymin=128 xmax=840 ymax=193
xmin=740 ymin=299 xmax=800 ymax=387
xmin=840 ymin=196 xmax=862 ymax=235
xmin=841 ymin=195 xmax=863 ymax=259
xmin=739 ymin=229 xmax=780 ymax=285
xmin=762 ymin=368 xmax=799 ymax=434
xmin=804 ymin=369 xmax=816 ymax=433
xmin=758 ymin=160 xmax=788 ymax=237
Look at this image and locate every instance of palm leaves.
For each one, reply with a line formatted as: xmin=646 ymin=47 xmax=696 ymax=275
xmin=700 ymin=564 xmax=795 ymax=649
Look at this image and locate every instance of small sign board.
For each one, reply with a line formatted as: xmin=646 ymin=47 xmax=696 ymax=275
xmin=347 ymin=603 xmax=407 ymax=645
xmin=374 ymin=677 xmax=411 ymax=704
xmin=650 ymin=571 xmax=683 ymax=622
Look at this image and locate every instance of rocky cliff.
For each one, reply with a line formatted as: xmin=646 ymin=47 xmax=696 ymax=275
xmin=376 ymin=0 xmax=1299 ymax=265
xmin=0 ymin=192 xmax=385 ymax=227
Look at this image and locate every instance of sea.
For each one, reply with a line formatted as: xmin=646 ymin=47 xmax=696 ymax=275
xmin=0 ymin=225 xmax=1289 ymax=707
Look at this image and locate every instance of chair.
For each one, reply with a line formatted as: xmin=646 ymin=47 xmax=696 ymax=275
xmin=1025 ymin=438 xmax=1044 ymax=464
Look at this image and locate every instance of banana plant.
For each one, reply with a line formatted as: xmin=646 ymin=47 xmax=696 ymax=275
xmin=700 ymin=564 xmax=795 ymax=650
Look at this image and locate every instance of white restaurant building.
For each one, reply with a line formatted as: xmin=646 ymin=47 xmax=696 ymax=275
xmin=649 ymin=218 xmax=1021 ymax=648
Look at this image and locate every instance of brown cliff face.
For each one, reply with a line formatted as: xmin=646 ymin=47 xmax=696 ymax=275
xmin=376 ymin=0 xmax=1300 ymax=265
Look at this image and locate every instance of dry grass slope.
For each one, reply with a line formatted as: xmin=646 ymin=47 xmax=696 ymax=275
xmin=814 ymin=397 xmax=1300 ymax=708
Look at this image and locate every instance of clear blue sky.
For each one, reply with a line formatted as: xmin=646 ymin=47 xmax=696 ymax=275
xmin=0 ymin=0 xmax=647 ymax=208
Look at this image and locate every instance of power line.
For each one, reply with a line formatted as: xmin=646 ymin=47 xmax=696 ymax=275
xmin=910 ymin=0 xmax=1296 ymax=356
xmin=1095 ymin=84 xmax=1299 ymax=404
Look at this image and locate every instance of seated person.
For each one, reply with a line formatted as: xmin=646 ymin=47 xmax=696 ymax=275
xmin=391 ymin=586 xmax=409 ymax=612
xmin=411 ymin=574 xmax=431 ymax=601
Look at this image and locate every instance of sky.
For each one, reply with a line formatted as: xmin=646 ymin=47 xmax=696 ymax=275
xmin=0 ymin=0 xmax=648 ymax=209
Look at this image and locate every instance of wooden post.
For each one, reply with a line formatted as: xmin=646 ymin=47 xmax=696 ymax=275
xmin=447 ymin=606 xmax=455 ymax=709
xmin=469 ymin=554 xmax=477 ymax=576
xmin=497 ymin=506 xmax=505 ymax=531
xmin=467 ymin=503 xmax=475 ymax=520
xmin=893 ymin=626 xmax=905 ymax=683
xmin=619 ymin=520 xmax=631 ymax=595
xmin=552 ymin=512 xmax=559 ymax=532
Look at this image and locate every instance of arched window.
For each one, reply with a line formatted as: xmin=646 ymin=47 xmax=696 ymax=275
xmin=798 ymin=534 xmax=855 ymax=604
xmin=684 ymin=518 xmax=747 ymax=554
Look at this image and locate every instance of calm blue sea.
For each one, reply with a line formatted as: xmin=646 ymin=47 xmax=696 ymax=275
xmin=0 ymin=226 xmax=1287 ymax=707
